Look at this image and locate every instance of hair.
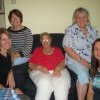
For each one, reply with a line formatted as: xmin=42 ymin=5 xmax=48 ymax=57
xmin=8 ymin=9 xmax=23 ymax=23
xmin=40 ymin=32 xmax=52 ymax=41
xmin=72 ymin=7 xmax=90 ymax=24
xmin=91 ymin=38 xmax=100 ymax=77
xmin=0 ymin=28 xmax=11 ymax=53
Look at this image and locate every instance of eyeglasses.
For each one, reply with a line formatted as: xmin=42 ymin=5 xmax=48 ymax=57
xmin=42 ymin=39 xmax=50 ymax=42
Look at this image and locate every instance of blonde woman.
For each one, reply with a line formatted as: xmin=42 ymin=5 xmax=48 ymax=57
xmin=63 ymin=7 xmax=98 ymax=100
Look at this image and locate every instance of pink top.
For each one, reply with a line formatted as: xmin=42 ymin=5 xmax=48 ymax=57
xmin=29 ymin=47 xmax=64 ymax=70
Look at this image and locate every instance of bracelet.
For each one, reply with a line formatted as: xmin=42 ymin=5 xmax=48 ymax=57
xmin=78 ymin=57 xmax=82 ymax=62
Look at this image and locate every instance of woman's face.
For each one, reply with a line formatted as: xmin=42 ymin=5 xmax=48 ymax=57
xmin=41 ymin=35 xmax=51 ymax=48
xmin=76 ymin=12 xmax=89 ymax=29
xmin=94 ymin=41 xmax=100 ymax=60
xmin=10 ymin=13 xmax=21 ymax=28
xmin=0 ymin=33 xmax=11 ymax=51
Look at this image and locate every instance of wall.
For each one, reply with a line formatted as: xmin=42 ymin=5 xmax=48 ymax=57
xmin=0 ymin=0 xmax=5 ymax=28
xmin=0 ymin=14 xmax=5 ymax=28
xmin=4 ymin=0 xmax=100 ymax=34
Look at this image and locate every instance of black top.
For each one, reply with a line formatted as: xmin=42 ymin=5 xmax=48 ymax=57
xmin=0 ymin=53 xmax=11 ymax=86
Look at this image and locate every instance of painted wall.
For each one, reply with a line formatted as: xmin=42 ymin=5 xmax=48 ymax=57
xmin=4 ymin=0 xmax=100 ymax=34
xmin=0 ymin=14 xmax=6 ymax=28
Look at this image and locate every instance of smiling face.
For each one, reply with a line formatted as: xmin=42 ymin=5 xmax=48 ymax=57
xmin=94 ymin=41 xmax=100 ymax=61
xmin=10 ymin=13 xmax=21 ymax=28
xmin=0 ymin=33 xmax=11 ymax=52
xmin=76 ymin=12 xmax=89 ymax=29
xmin=41 ymin=34 xmax=52 ymax=48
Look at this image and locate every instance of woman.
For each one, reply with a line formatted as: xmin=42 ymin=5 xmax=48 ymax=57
xmin=0 ymin=28 xmax=30 ymax=100
xmin=29 ymin=32 xmax=71 ymax=100
xmin=0 ymin=28 xmax=15 ymax=89
xmin=7 ymin=9 xmax=33 ymax=91
xmin=62 ymin=7 xmax=98 ymax=100
xmin=87 ymin=38 xmax=100 ymax=100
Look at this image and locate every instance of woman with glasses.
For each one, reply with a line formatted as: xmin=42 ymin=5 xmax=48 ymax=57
xmin=29 ymin=32 xmax=71 ymax=100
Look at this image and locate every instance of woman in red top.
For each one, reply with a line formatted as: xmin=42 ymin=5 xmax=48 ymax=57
xmin=29 ymin=32 xmax=71 ymax=100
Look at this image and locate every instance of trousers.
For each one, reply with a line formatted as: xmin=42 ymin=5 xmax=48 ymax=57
xmin=29 ymin=68 xmax=71 ymax=100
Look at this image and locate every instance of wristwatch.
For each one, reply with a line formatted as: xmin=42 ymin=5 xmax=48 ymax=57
xmin=78 ymin=57 xmax=82 ymax=62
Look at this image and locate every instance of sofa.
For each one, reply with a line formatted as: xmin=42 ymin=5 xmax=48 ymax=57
xmin=15 ymin=33 xmax=78 ymax=100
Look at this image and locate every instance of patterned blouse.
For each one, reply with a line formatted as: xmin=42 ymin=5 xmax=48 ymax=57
xmin=63 ymin=24 xmax=98 ymax=65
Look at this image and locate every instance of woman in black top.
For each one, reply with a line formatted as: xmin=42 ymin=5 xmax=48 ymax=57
xmin=0 ymin=28 xmax=15 ymax=88
xmin=0 ymin=28 xmax=30 ymax=100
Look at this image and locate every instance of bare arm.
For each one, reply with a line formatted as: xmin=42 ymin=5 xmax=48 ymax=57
xmin=0 ymin=84 xmax=4 ymax=89
xmin=6 ymin=70 xmax=15 ymax=88
xmin=53 ymin=60 xmax=65 ymax=77
xmin=64 ymin=47 xmax=90 ymax=68
xmin=55 ymin=60 xmax=65 ymax=71
xmin=29 ymin=63 xmax=49 ymax=73
xmin=87 ymin=80 xmax=94 ymax=100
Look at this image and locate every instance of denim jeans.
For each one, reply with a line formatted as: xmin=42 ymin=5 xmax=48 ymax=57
xmin=12 ymin=62 xmax=29 ymax=89
xmin=12 ymin=62 xmax=36 ymax=100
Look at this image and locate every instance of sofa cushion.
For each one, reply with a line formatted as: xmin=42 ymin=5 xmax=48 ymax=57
xmin=31 ymin=33 xmax=65 ymax=55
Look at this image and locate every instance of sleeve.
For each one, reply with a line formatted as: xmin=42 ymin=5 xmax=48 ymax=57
xmin=29 ymin=48 xmax=39 ymax=64
xmin=19 ymin=28 xmax=33 ymax=57
xmin=55 ymin=47 xmax=65 ymax=61
xmin=58 ymin=48 xmax=64 ymax=60
xmin=92 ymin=26 xmax=99 ymax=39
xmin=62 ymin=27 xmax=73 ymax=48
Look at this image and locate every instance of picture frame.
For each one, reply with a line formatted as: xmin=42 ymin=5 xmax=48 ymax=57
xmin=0 ymin=0 xmax=4 ymax=14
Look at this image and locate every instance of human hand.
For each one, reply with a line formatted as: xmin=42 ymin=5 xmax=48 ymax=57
xmin=6 ymin=71 xmax=15 ymax=88
xmin=39 ymin=66 xmax=49 ymax=73
xmin=14 ymin=88 xmax=23 ymax=94
xmin=0 ymin=84 xmax=4 ymax=89
xmin=80 ymin=58 xmax=90 ymax=68
xmin=12 ymin=52 xmax=21 ymax=60
xmin=53 ymin=70 xmax=61 ymax=77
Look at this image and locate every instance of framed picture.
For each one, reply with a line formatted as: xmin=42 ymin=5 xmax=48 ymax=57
xmin=0 ymin=0 xmax=4 ymax=14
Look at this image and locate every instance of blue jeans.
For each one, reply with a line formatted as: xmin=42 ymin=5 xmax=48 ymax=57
xmin=12 ymin=62 xmax=29 ymax=89
xmin=12 ymin=62 xmax=36 ymax=100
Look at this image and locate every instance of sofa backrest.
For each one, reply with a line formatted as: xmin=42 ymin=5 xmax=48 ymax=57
xmin=32 ymin=33 xmax=65 ymax=55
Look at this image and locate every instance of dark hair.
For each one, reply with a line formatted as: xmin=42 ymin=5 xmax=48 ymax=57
xmin=72 ymin=7 xmax=90 ymax=24
xmin=8 ymin=9 xmax=23 ymax=23
xmin=91 ymin=38 xmax=100 ymax=77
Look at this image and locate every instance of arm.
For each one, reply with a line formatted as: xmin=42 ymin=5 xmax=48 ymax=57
xmin=55 ymin=60 xmax=65 ymax=71
xmin=19 ymin=28 xmax=33 ymax=57
xmin=0 ymin=84 xmax=4 ymax=89
xmin=29 ymin=63 xmax=49 ymax=73
xmin=64 ymin=47 xmax=90 ymax=68
xmin=6 ymin=70 xmax=15 ymax=88
xmin=87 ymin=80 xmax=94 ymax=100
xmin=53 ymin=60 xmax=65 ymax=77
